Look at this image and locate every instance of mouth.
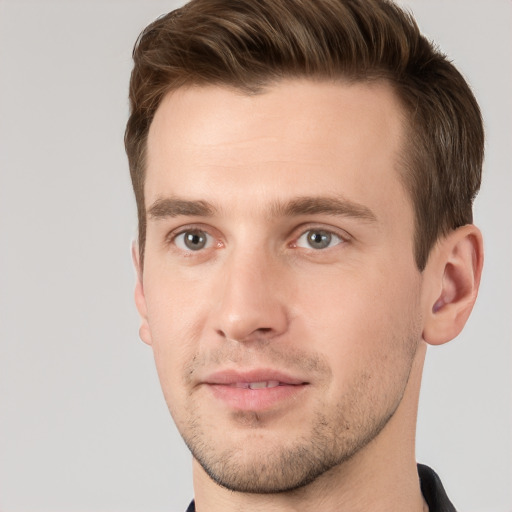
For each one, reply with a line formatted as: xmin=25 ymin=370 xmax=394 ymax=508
xmin=202 ymin=370 xmax=309 ymax=412
xmin=229 ymin=381 xmax=285 ymax=389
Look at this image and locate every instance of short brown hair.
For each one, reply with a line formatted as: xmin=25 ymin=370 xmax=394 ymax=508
xmin=125 ymin=0 xmax=483 ymax=270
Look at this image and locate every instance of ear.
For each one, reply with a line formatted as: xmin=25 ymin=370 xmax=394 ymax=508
xmin=132 ymin=242 xmax=153 ymax=346
xmin=422 ymin=224 xmax=483 ymax=346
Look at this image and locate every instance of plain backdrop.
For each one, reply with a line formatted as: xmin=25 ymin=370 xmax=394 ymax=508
xmin=0 ymin=1 xmax=510 ymax=511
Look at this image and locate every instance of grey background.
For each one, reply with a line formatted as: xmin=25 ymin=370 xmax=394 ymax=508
xmin=0 ymin=1 xmax=510 ymax=511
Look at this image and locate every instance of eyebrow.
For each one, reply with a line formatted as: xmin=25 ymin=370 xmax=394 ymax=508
xmin=148 ymin=198 xmax=216 ymax=219
xmin=147 ymin=195 xmax=377 ymax=222
xmin=274 ymin=196 xmax=377 ymax=222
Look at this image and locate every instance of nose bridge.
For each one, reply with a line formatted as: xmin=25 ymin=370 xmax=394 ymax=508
xmin=213 ymin=242 xmax=288 ymax=342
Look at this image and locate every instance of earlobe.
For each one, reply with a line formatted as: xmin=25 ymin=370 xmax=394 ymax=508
xmin=422 ymin=225 xmax=483 ymax=346
xmin=132 ymin=242 xmax=153 ymax=346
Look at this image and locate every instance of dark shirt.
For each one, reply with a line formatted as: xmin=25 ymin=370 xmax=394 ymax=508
xmin=186 ymin=464 xmax=456 ymax=511
xmin=418 ymin=463 xmax=457 ymax=511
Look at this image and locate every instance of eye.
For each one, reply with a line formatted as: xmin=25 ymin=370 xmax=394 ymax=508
xmin=174 ymin=229 xmax=212 ymax=251
xmin=295 ymin=229 xmax=344 ymax=250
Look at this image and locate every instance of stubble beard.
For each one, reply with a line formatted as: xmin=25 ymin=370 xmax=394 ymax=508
xmin=174 ymin=349 xmax=418 ymax=494
xmin=169 ymin=327 xmax=421 ymax=494
xmin=182 ymin=405 xmax=398 ymax=494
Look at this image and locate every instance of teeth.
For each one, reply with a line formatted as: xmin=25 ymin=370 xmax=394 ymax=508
xmin=234 ymin=381 xmax=281 ymax=389
xmin=249 ymin=381 xmax=268 ymax=389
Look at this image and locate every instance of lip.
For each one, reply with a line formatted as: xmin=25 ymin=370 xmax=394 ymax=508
xmin=202 ymin=369 xmax=309 ymax=412
xmin=205 ymin=369 xmax=307 ymax=386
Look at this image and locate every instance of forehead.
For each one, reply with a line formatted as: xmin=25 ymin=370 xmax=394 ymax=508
xmin=145 ymin=79 xmax=410 ymax=222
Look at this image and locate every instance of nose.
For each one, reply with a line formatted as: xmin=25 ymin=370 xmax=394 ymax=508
xmin=212 ymin=247 xmax=290 ymax=343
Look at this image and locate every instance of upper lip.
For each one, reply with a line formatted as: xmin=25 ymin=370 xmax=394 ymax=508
xmin=203 ymin=369 xmax=308 ymax=386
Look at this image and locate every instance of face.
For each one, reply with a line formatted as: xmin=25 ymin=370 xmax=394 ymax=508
xmin=137 ymin=80 xmax=425 ymax=493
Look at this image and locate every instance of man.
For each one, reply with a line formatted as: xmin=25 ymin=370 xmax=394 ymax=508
xmin=125 ymin=0 xmax=484 ymax=510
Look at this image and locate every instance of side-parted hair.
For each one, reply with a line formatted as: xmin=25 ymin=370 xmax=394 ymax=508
xmin=125 ymin=0 xmax=483 ymax=270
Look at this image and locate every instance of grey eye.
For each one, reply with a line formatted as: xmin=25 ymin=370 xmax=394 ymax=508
xmin=175 ymin=230 xmax=211 ymax=251
xmin=296 ymin=229 xmax=343 ymax=250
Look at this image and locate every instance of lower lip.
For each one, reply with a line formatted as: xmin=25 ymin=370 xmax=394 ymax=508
xmin=206 ymin=383 xmax=308 ymax=411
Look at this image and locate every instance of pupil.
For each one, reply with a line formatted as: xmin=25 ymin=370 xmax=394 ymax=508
xmin=185 ymin=231 xmax=206 ymax=250
xmin=308 ymin=231 xmax=330 ymax=249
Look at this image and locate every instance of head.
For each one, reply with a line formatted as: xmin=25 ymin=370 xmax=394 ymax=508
xmin=125 ymin=0 xmax=484 ymax=499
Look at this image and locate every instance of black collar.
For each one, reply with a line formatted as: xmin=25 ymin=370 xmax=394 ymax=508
xmin=418 ymin=463 xmax=457 ymax=511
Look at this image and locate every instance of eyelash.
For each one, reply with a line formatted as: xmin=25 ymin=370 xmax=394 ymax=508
xmin=291 ymin=228 xmax=346 ymax=250
xmin=168 ymin=226 xmax=219 ymax=253
xmin=166 ymin=225 xmax=349 ymax=254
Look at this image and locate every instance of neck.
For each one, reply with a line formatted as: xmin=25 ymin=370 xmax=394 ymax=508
xmin=192 ymin=343 xmax=428 ymax=512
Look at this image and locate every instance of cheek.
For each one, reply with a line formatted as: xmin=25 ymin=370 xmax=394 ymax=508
xmin=145 ymin=259 xmax=210 ymax=339
xmin=295 ymin=263 xmax=422 ymax=379
xmin=143 ymin=273 xmax=209 ymax=401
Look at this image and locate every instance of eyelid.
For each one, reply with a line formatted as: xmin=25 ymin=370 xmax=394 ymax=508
xmin=163 ymin=222 xmax=350 ymax=253
xmin=289 ymin=224 xmax=351 ymax=249
xmin=174 ymin=230 xmax=213 ymax=251
xmin=165 ymin=223 xmax=222 ymax=252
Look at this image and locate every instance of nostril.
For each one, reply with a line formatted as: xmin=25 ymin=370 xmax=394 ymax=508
xmin=213 ymin=296 xmax=289 ymax=343
xmin=216 ymin=327 xmax=275 ymax=344
xmin=216 ymin=327 xmax=273 ymax=338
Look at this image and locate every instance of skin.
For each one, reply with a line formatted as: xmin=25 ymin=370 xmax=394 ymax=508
xmin=134 ymin=80 xmax=483 ymax=511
